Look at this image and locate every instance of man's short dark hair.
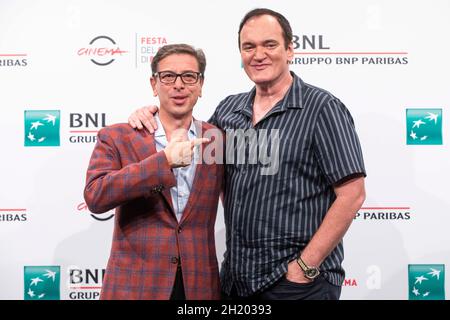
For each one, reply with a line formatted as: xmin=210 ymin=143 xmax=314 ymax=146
xmin=151 ymin=43 xmax=206 ymax=76
xmin=238 ymin=8 xmax=293 ymax=50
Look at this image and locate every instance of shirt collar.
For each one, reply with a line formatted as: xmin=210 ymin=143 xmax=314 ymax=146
xmin=233 ymin=71 xmax=305 ymax=116
xmin=154 ymin=114 xmax=197 ymax=139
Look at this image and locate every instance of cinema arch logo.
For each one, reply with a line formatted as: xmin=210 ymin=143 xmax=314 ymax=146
xmin=77 ymin=202 xmax=114 ymax=221
xmin=78 ymin=35 xmax=127 ymax=66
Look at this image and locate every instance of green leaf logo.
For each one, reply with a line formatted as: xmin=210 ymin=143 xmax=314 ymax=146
xmin=24 ymin=110 xmax=60 ymax=147
xmin=406 ymin=109 xmax=442 ymax=145
xmin=24 ymin=266 xmax=60 ymax=300
xmin=408 ymin=264 xmax=445 ymax=300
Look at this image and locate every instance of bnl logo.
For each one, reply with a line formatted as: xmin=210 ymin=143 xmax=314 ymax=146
xmin=24 ymin=266 xmax=60 ymax=300
xmin=24 ymin=110 xmax=60 ymax=147
xmin=406 ymin=108 xmax=443 ymax=145
xmin=408 ymin=264 xmax=445 ymax=300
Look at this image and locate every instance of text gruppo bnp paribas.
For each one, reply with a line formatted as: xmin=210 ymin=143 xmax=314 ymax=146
xmin=291 ymin=34 xmax=408 ymax=65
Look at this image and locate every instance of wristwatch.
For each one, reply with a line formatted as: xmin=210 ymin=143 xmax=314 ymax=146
xmin=296 ymin=255 xmax=320 ymax=280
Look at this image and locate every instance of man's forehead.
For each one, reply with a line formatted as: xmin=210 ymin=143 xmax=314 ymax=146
xmin=245 ymin=14 xmax=278 ymax=24
xmin=242 ymin=14 xmax=281 ymax=30
xmin=240 ymin=28 xmax=283 ymax=44
xmin=159 ymin=53 xmax=196 ymax=63
xmin=241 ymin=16 xmax=283 ymax=37
xmin=158 ymin=54 xmax=198 ymax=69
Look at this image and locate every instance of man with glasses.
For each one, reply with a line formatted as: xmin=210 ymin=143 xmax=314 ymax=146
xmin=128 ymin=8 xmax=366 ymax=300
xmin=84 ymin=44 xmax=223 ymax=300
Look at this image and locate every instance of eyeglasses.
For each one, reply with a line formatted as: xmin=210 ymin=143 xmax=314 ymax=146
xmin=153 ymin=71 xmax=203 ymax=84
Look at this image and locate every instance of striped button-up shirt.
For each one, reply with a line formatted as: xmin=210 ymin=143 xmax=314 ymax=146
xmin=209 ymin=72 xmax=366 ymax=296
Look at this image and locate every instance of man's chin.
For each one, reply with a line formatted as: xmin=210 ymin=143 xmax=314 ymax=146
xmin=252 ymin=77 xmax=273 ymax=86
xmin=247 ymin=72 xmax=273 ymax=85
xmin=167 ymin=106 xmax=193 ymax=118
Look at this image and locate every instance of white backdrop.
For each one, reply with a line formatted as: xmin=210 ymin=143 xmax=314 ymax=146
xmin=1 ymin=0 xmax=449 ymax=300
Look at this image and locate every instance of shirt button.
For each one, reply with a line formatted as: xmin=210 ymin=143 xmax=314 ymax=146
xmin=170 ymin=257 xmax=179 ymax=264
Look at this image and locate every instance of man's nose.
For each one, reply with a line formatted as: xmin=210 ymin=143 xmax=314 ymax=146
xmin=173 ymin=75 xmax=185 ymax=89
xmin=254 ymin=46 xmax=267 ymax=60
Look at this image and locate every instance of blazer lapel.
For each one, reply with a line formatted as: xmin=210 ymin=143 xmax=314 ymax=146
xmin=179 ymin=120 xmax=209 ymax=225
xmin=127 ymin=129 xmax=175 ymax=214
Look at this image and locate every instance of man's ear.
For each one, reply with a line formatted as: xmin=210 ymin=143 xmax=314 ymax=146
xmin=150 ymin=77 xmax=158 ymax=97
xmin=198 ymin=78 xmax=204 ymax=97
xmin=287 ymin=41 xmax=294 ymax=63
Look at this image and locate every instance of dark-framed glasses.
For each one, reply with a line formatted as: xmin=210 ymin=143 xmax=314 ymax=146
xmin=154 ymin=71 xmax=202 ymax=84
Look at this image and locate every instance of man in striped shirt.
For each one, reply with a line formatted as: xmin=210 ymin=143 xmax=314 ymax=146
xmin=128 ymin=8 xmax=366 ymax=300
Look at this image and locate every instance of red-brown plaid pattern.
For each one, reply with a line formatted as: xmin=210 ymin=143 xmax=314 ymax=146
xmin=84 ymin=121 xmax=223 ymax=300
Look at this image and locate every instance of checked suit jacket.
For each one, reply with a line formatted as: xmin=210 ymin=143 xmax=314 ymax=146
xmin=84 ymin=120 xmax=223 ymax=300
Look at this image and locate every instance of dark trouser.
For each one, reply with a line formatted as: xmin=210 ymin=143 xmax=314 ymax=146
xmin=170 ymin=265 xmax=186 ymax=300
xmin=222 ymin=273 xmax=341 ymax=300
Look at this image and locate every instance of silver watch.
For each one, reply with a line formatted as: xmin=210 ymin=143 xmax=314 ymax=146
xmin=296 ymin=256 xmax=320 ymax=280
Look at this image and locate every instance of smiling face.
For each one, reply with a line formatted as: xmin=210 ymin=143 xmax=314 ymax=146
xmin=150 ymin=53 xmax=203 ymax=119
xmin=239 ymin=14 xmax=294 ymax=87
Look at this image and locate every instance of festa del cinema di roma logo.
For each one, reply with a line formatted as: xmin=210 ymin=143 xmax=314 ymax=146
xmin=406 ymin=108 xmax=443 ymax=145
xmin=24 ymin=110 xmax=60 ymax=147
xmin=78 ymin=35 xmax=127 ymax=66
xmin=24 ymin=266 xmax=60 ymax=300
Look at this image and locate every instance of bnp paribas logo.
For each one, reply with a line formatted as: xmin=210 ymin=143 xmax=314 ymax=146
xmin=406 ymin=108 xmax=443 ymax=145
xmin=24 ymin=110 xmax=60 ymax=147
xmin=24 ymin=266 xmax=60 ymax=300
xmin=408 ymin=264 xmax=445 ymax=300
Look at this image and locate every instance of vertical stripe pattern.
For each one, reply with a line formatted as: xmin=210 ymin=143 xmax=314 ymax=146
xmin=209 ymin=72 xmax=366 ymax=296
